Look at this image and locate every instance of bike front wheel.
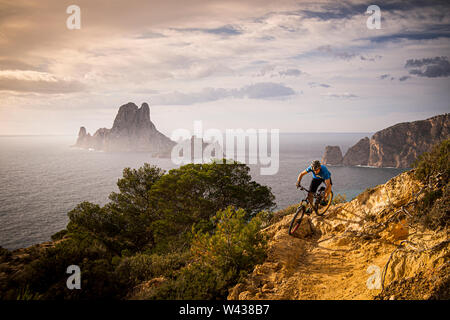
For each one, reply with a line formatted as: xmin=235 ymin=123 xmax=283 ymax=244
xmin=289 ymin=204 xmax=306 ymax=235
xmin=315 ymin=191 xmax=333 ymax=216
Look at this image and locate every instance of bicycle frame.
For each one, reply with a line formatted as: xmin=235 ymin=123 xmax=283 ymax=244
xmin=289 ymin=184 xmax=332 ymax=235
xmin=297 ymin=185 xmax=324 ymax=208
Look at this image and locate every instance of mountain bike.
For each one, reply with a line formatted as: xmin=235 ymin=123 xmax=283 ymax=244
xmin=288 ymin=184 xmax=333 ymax=235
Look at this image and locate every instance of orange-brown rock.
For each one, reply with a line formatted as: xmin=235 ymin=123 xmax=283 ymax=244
xmin=322 ymin=146 xmax=343 ymax=165
xmin=327 ymin=114 xmax=449 ymax=168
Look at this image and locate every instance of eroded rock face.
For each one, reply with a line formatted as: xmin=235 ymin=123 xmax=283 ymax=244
xmin=74 ymin=102 xmax=175 ymax=156
xmin=322 ymin=146 xmax=343 ymax=165
xmin=326 ymin=114 xmax=449 ymax=168
xmin=342 ymin=137 xmax=370 ymax=166
xmin=368 ymin=114 xmax=449 ymax=168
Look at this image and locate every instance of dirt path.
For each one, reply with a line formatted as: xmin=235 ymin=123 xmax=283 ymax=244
xmin=234 ymin=214 xmax=389 ymax=300
xmin=228 ymin=171 xmax=449 ymax=300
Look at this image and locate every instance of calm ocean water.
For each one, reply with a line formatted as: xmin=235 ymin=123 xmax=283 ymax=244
xmin=0 ymin=134 xmax=407 ymax=250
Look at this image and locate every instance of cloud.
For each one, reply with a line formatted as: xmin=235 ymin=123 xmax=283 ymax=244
xmin=0 ymin=0 xmax=449 ymax=134
xmin=323 ymin=92 xmax=358 ymax=99
xmin=293 ymin=45 xmax=367 ymax=62
xmin=254 ymin=65 xmax=275 ymax=77
xmin=380 ymin=74 xmax=396 ymax=80
xmin=405 ymin=56 xmax=450 ymax=77
xmin=135 ymin=31 xmax=167 ymax=39
xmin=278 ymin=68 xmax=302 ymax=77
xmin=254 ymin=67 xmax=302 ymax=78
xmin=298 ymin=3 xmax=367 ymax=21
xmin=173 ymin=24 xmax=243 ymax=36
xmin=298 ymin=1 xmax=450 ymax=22
xmin=308 ymin=82 xmax=331 ymax=88
xmin=257 ymin=35 xmax=276 ymax=41
xmin=360 ymin=55 xmax=382 ymax=62
xmin=0 ymin=70 xmax=86 ymax=94
xmin=405 ymin=56 xmax=447 ymax=68
xmin=364 ymin=30 xmax=450 ymax=43
xmin=0 ymin=59 xmax=45 ymax=71
xmin=317 ymin=45 xmax=357 ymax=60
xmin=132 ymin=88 xmax=160 ymax=94
xmin=171 ymin=63 xmax=235 ymax=80
xmin=242 ymin=82 xmax=295 ymax=99
xmin=150 ymin=82 xmax=295 ymax=105
xmin=150 ymin=87 xmax=229 ymax=105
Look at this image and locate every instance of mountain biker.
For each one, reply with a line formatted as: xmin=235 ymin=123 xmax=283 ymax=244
xmin=296 ymin=160 xmax=332 ymax=211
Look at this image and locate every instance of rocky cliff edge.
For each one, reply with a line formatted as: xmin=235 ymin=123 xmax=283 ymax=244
xmin=322 ymin=114 xmax=449 ymax=168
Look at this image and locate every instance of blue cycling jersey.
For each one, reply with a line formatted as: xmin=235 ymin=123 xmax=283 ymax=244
xmin=306 ymin=164 xmax=331 ymax=180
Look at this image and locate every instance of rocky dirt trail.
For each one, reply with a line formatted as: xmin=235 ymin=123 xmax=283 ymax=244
xmin=228 ymin=171 xmax=449 ymax=300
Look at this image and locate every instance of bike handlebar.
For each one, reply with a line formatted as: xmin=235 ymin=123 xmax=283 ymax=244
xmin=296 ymin=184 xmax=311 ymax=193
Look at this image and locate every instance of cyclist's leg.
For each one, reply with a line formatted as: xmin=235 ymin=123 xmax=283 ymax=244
xmin=309 ymin=178 xmax=323 ymax=208
xmin=324 ymin=178 xmax=332 ymax=199
xmin=319 ymin=178 xmax=332 ymax=206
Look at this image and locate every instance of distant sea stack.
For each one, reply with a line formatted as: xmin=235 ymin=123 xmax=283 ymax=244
xmin=74 ymin=102 xmax=175 ymax=156
xmin=322 ymin=113 xmax=449 ymax=168
xmin=342 ymin=137 xmax=370 ymax=166
xmin=321 ymin=146 xmax=343 ymax=165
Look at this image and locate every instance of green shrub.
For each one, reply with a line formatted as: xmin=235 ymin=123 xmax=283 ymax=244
xmin=415 ymin=184 xmax=449 ymax=230
xmin=414 ymin=139 xmax=449 ymax=182
xmin=191 ymin=206 xmax=267 ymax=274
xmin=145 ymin=263 xmax=227 ymax=300
xmin=145 ymin=206 xmax=269 ymax=300
xmin=18 ymin=236 xmax=126 ymax=299
xmin=270 ymin=204 xmax=298 ymax=224
xmin=332 ymin=193 xmax=347 ymax=205
xmin=0 ymin=246 xmax=11 ymax=262
xmin=148 ymin=161 xmax=275 ymax=251
xmin=65 ymin=161 xmax=275 ymax=255
xmin=16 ymin=286 xmax=40 ymax=300
xmin=413 ymin=139 xmax=450 ymax=230
xmin=51 ymin=229 xmax=68 ymax=241
xmin=189 ymin=206 xmax=267 ymax=297
xmin=116 ymin=251 xmax=190 ymax=287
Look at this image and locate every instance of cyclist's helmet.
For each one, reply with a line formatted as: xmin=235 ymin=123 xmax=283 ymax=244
xmin=311 ymin=160 xmax=321 ymax=170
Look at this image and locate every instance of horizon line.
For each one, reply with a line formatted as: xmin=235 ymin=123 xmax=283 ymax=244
xmin=0 ymin=132 xmax=375 ymax=137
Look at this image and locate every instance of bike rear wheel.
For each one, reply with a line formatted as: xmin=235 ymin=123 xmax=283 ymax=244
xmin=315 ymin=191 xmax=333 ymax=216
xmin=289 ymin=204 xmax=306 ymax=235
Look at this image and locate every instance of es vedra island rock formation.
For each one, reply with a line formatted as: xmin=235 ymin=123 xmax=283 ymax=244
xmin=74 ymin=102 xmax=222 ymax=160
xmin=74 ymin=102 xmax=176 ymax=157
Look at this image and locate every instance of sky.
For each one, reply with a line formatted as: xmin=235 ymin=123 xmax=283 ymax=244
xmin=0 ymin=0 xmax=449 ymax=135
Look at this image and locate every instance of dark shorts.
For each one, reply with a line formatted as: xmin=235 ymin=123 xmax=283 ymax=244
xmin=309 ymin=178 xmax=332 ymax=194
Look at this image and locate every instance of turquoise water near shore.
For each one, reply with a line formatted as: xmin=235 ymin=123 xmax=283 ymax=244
xmin=0 ymin=134 xmax=407 ymax=250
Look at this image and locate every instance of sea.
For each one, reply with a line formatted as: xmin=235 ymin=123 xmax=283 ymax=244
xmin=0 ymin=133 xmax=407 ymax=250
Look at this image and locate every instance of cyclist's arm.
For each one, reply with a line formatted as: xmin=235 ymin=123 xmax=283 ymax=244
xmin=296 ymin=170 xmax=308 ymax=186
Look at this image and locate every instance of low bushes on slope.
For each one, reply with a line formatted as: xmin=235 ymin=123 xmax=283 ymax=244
xmin=413 ymin=139 xmax=450 ymax=230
